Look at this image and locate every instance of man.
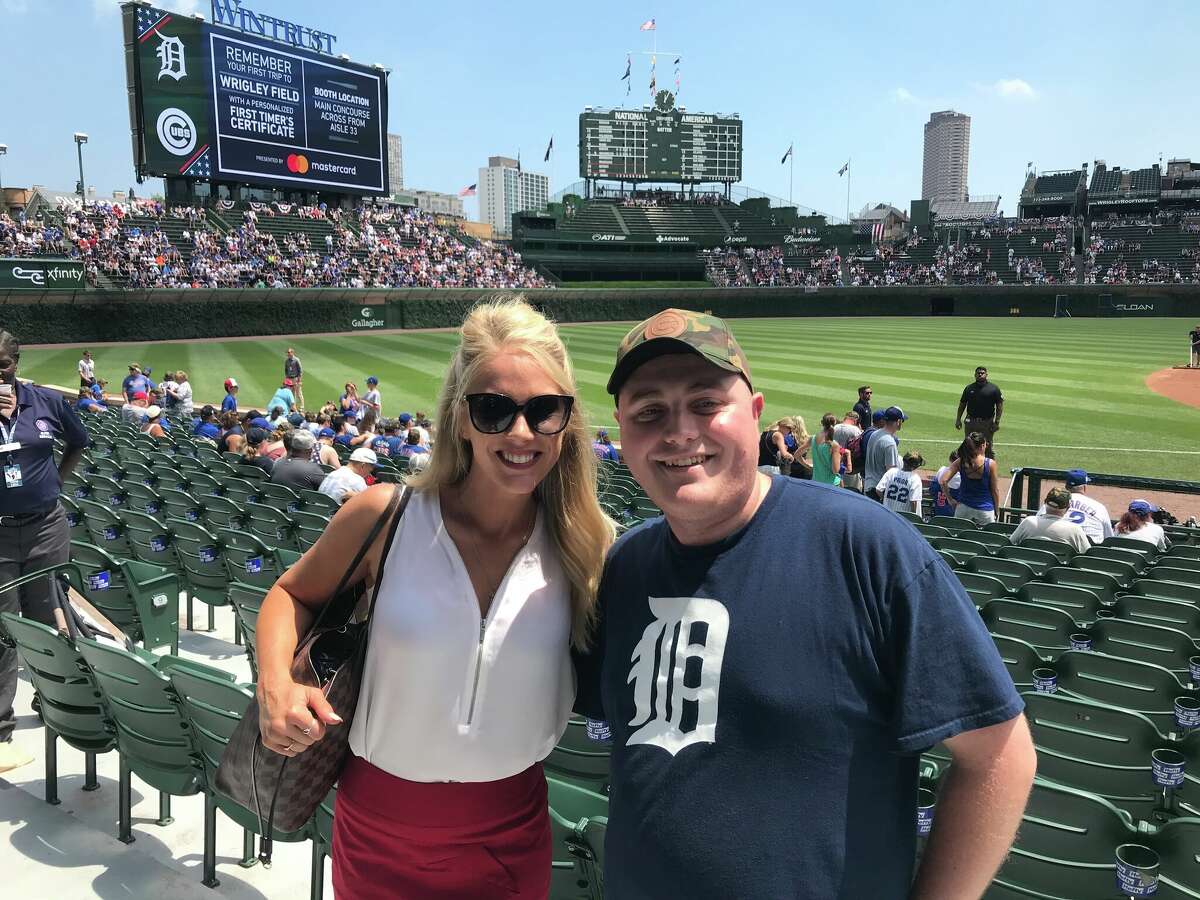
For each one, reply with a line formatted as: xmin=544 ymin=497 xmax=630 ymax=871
xmin=1191 ymin=323 xmax=1200 ymax=368
xmin=362 ymin=376 xmax=382 ymax=418
xmin=89 ymin=379 xmax=109 ymax=405
xmin=269 ymin=430 xmax=326 ymax=491
xmin=876 ymin=450 xmax=924 ymax=515
xmin=832 ymin=411 xmax=863 ymax=491
xmin=864 ymin=406 xmax=906 ymax=499
xmin=852 ymin=385 xmax=873 ymax=428
xmin=75 ymin=388 xmax=106 ymax=414
xmin=121 ymin=362 xmax=148 ymax=403
xmin=1036 ymin=469 xmax=1112 ymax=545
xmin=574 ymin=309 xmax=1035 ymax=899
xmin=193 ymin=405 xmax=220 ymax=441
xmin=592 ymin=428 xmax=620 ymax=462
xmin=314 ymin=427 xmax=341 ymax=469
xmin=398 ymin=412 xmax=430 ymax=448
xmin=121 ymin=390 xmax=150 ymax=424
xmin=269 ymin=379 xmax=297 ymax=418
xmin=397 ymin=429 xmax=430 ymax=463
xmin=77 ymin=350 xmax=95 ymax=388
xmin=284 ymin=347 xmax=304 ymax=410
xmin=956 ymin=366 xmax=1003 ymax=457
xmin=318 ymin=447 xmax=376 ymax=504
xmin=1011 ymin=488 xmax=1091 ymax=554
xmin=222 ymin=378 xmax=239 ymax=413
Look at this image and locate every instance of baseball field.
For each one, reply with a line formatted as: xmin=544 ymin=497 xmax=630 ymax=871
xmin=18 ymin=316 xmax=1200 ymax=482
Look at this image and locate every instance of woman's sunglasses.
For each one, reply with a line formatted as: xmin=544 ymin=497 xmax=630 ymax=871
xmin=464 ymin=393 xmax=574 ymax=435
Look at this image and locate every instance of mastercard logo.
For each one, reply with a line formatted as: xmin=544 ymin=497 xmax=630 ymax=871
xmin=286 ymin=154 xmax=310 ymax=174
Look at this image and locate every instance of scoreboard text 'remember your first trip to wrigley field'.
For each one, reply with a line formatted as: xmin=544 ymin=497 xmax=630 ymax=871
xmin=122 ymin=0 xmax=388 ymax=195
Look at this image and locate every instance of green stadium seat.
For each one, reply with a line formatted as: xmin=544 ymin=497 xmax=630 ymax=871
xmin=1165 ymin=545 xmax=1200 ymax=561
xmin=929 ymin=515 xmax=976 ymax=533
xmin=1104 ymin=536 xmax=1163 ymax=558
xmin=1090 ymin=617 xmax=1196 ymax=673
xmin=259 ymin=482 xmax=304 ymax=514
xmin=68 ymin=543 xmax=179 ymax=654
xmin=86 ymin=474 xmax=129 ymax=510
xmin=990 ymin=633 xmax=1044 ymax=689
xmin=1147 ymin=564 xmax=1200 ymax=587
xmin=201 ymin=494 xmax=248 ymax=532
xmin=547 ymin=776 xmax=607 ymax=900
xmin=246 ymin=503 xmax=301 ymax=552
xmin=311 ymin=790 xmax=337 ymax=900
xmin=931 ymin=536 xmax=991 ymax=559
xmin=980 ymin=599 xmax=1077 ymax=654
xmin=62 ymin=470 xmax=92 ymax=502
xmin=1143 ymin=816 xmax=1200 ymax=895
xmin=117 ymin=508 xmax=178 ymax=570
xmin=292 ymin=509 xmax=330 ymax=551
xmin=229 ymin=581 xmax=268 ymax=680
xmin=989 ymin=780 xmax=1137 ymax=900
xmin=914 ymin=522 xmax=951 ymax=540
xmin=967 ymin=557 xmax=1037 ymax=593
xmin=954 ymin=571 xmax=1007 ymax=606
xmin=1084 ymin=545 xmax=1152 ymax=575
xmin=1070 ymin=554 xmax=1137 ymax=588
xmin=1114 ymin=594 xmax=1200 ymax=640
xmin=545 ymin=718 xmax=612 ymax=798
xmin=1153 ymin=556 xmax=1200 ymax=574
xmin=160 ymin=487 xmax=206 ymax=524
xmin=1016 ymin=582 xmax=1104 ymax=626
xmin=996 ymin=544 xmax=1058 ymax=576
xmin=967 ymin=530 xmax=1012 ymax=552
xmin=220 ymin=475 xmax=264 ymax=507
xmin=122 ymin=480 xmax=166 ymax=520
xmin=1132 ymin=578 xmax=1200 ymax=606
xmin=59 ymin=494 xmax=89 ymax=543
xmin=1046 ymin=566 xmax=1120 ymax=604
xmin=167 ymin=518 xmax=230 ymax=632
xmin=299 ymin=489 xmax=339 ymax=516
xmin=1020 ymin=537 xmax=1078 ymax=563
xmin=0 ymin=611 xmax=116 ymax=805
xmin=1055 ymin=651 xmax=1190 ymax=736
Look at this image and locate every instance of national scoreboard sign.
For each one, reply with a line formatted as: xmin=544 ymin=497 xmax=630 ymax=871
xmin=122 ymin=3 xmax=387 ymax=195
xmin=579 ymin=90 xmax=742 ymax=183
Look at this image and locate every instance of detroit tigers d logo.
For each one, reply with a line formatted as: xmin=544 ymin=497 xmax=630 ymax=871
xmin=627 ymin=596 xmax=728 ymax=756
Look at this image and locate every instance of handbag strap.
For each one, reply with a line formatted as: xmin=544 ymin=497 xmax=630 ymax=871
xmin=303 ymin=484 xmax=406 ymax=638
xmin=362 ymin=484 xmax=412 ymax=628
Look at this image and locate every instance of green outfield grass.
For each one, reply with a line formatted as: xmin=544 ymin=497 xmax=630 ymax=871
xmin=18 ymin=317 xmax=1200 ymax=481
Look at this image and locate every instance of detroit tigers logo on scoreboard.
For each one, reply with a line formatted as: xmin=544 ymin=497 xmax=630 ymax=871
xmin=626 ymin=596 xmax=728 ymax=756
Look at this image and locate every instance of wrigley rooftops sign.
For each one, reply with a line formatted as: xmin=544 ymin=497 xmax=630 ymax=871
xmin=210 ymin=0 xmax=338 ymax=55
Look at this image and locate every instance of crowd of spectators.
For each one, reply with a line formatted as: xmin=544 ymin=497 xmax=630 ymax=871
xmin=701 ymin=246 xmax=842 ymax=287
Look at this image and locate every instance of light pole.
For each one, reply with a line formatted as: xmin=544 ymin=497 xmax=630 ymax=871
xmin=0 ymin=144 xmax=7 ymax=195
xmin=73 ymin=132 xmax=88 ymax=200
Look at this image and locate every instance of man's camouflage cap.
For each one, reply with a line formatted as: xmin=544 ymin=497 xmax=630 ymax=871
xmin=606 ymin=308 xmax=752 ymax=396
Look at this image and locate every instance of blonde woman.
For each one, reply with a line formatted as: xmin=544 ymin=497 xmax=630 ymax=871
xmin=788 ymin=415 xmax=813 ymax=479
xmin=255 ymin=297 xmax=612 ymax=899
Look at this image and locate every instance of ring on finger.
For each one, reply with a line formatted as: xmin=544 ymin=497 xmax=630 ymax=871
xmin=301 ymin=726 xmax=312 ymax=736
xmin=285 ymin=742 xmax=297 ymax=752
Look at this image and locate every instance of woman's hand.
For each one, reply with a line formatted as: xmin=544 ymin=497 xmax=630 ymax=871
xmin=257 ymin=676 xmax=343 ymax=757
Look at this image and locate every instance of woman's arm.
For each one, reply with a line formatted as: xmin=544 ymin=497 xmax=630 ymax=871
xmin=771 ymin=431 xmax=793 ymax=461
xmin=989 ymin=459 xmax=1002 ymax=513
xmin=256 ymin=484 xmax=397 ymax=756
xmin=940 ymin=459 xmax=962 ymax=506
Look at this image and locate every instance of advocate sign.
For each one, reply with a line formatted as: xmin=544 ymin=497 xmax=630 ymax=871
xmin=0 ymin=259 xmax=87 ymax=291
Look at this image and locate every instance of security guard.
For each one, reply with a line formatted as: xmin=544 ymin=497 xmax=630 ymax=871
xmin=0 ymin=330 xmax=88 ymax=773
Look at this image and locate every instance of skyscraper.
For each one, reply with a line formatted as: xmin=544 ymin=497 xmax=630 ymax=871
xmin=921 ymin=110 xmax=970 ymax=203
xmin=477 ymin=156 xmax=549 ymax=236
xmin=387 ymin=133 xmax=404 ymax=192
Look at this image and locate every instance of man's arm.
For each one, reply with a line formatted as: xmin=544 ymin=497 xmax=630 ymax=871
xmin=993 ymin=399 xmax=1004 ymax=429
xmin=909 ymin=714 xmax=1036 ymax=900
xmin=954 ymin=400 xmax=967 ymax=429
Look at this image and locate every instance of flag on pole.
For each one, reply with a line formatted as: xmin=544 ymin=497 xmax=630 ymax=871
xmin=838 ymin=161 xmax=850 ymax=176
xmin=543 ymin=136 xmax=553 ymax=162
xmin=673 ymin=56 xmax=680 ymax=65
xmin=640 ymin=18 xmax=655 ymax=30
xmin=872 ymin=221 xmax=885 ymax=243
xmin=516 ymin=152 xmax=521 ymax=175
xmin=621 ymin=57 xmax=630 ymax=81
xmin=781 ymin=144 xmax=793 ymax=165
xmin=458 ymin=183 xmax=476 ymax=197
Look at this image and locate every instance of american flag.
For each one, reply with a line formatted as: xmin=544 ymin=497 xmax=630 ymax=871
xmin=872 ymin=221 xmax=885 ymax=243
xmin=640 ymin=18 xmax=655 ymax=31
xmin=136 ymin=6 xmax=171 ymax=42
xmin=180 ymin=146 xmax=211 ymax=177
xmin=458 ymin=183 xmax=477 ymax=197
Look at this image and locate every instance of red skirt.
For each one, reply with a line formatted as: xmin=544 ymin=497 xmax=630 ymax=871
xmin=332 ymin=755 xmax=551 ymax=900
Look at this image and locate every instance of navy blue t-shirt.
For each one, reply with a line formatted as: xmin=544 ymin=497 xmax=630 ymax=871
xmin=574 ymin=476 xmax=1022 ymax=900
xmin=0 ymin=383 xmax=89 ymax=514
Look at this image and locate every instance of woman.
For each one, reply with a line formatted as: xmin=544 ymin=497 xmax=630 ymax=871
xmin=810 ymin=414 xmax=844 ymax=486
xmin=240 ymin=427 xmax=275 ymax=474
xmin=940 ymin=433 xmax=1000 ymax=525
xmin=929 ymin=450 xmax=960 ymax=518
xmin=254 ymin=298 xmax=612 ymax=899
xmin=218 ymin=411 xmax=244 ymax=454
xmin=350 ymin=409 xmax=380 ymax=448
xmin=340 ymin=382 xmax=360 ymax=416
xmin=0 ymin=330 xmax=88 ymax=774
xmin=757 ymin=418 xmax=795 ymax=475
xmin=261 ymin=424 xmax=289 ymax=461
xmin=1115 ymin=499 xmax=1169 ymax=550
xmin=169 ymin=370 xmax=194 ymax=419
xmin=140 ymin=405 xmax=168 ymax=440
xmin=787 ymin=416 xmax=813 ymax=479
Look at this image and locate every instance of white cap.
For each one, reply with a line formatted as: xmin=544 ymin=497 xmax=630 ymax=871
xmin=348 ymin=447 xmax=378 ymax=466
xmin=144 ymin=405 xmax=162 ymax=419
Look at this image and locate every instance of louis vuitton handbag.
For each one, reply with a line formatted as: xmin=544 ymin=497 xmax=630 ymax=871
xmin=215 ymin=484 xmax=410 ymax=864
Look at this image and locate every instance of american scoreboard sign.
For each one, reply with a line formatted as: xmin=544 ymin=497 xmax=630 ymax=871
xmin=579 ymin=90 xmax=742 ymax=183
xmin=123 ymin=2 xmax=388 ymax=194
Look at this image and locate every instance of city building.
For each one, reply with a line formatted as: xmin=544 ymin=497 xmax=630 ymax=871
xmin=477 ymin=156 xmax=549 ymax=236
xmin=921 ymin=110 xmax=970 ymax=204
xmin=411 ymin=189 xmax=464 ymax=218
xmin=387 ymin=133 xmax=404 ymax=193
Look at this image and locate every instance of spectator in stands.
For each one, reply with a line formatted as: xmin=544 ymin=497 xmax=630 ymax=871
xmin=314 ymin=427 xmax=341 ymax=469
xmin=121 ymin=390 xmax=150 ymax=424
xmin=941 ymin=433 xmax=1001 ymax=525
xmin=853 ymin=385 xmax=872 ymax=428
xmin=864 ymin=407 xmax=905 ymax=499
xmin=269 ymin=379 xmax=297 ymax=417
xmin=193 ymin=405 xmax=220 ymax=441
xmin=833 ymin=411 xmax=862 ymax=490
xmin=261 ymin=424 xmax=290 ymax=462
xmin=1010 ymin=488 xmax=1090 ymax=553
xmin=955 ymin=366 xmax=1003 ymax=457
xmin=757 ymin=419 xmax=795 ymax=475
xmin=592 ymin=428 xmax=620 ymax=462
xmin=1037 ymin=469 xmax=1112 ymax=544
xmin=340 ymin=382 xmax=360 ymax=416
xmin=218 ymin=411 xmax=244 ymax=453
xmin=89 ymin=379 xmax=109 ymax=404
xmin=269 ymin=430 xmax=326 ymax=492
xmin=75 ymin=387 xmax=106 ymax=414
xmin=1115 ymin=499 xmax=1170 ymax=550
xmin=929 ymin=450 xmax=960 ymax=518
xmin=160 ymin=371 xmax=179 ymax=414
xmin=77 ymin=350 xmax=95 ymax=388
xmin=396 ymin=428 xmax=429 ymax=463
xmin=168 ymin=370 xmax=194 ymax=419
xmin=140 ymin=405 xmax=167 ymax=440
xmin=317 ymin=443 xmax=375 ymax=504
xmin=876 ymin=451 xmax=924 ymax=515
xmin=222 ymin=378 xmax=239 ymax=413
xmin=400 ymin=411 xmax=431 ymax=447
xmin=362 ymin=376 xmax=382 ymax=418
xmin=331 ymin=415 xmax=355 ymax=447
xmin=122 ymin=362 xmax=148 ymax=402
xmin=576 ymin=307 xmax=1034 ymax=900
xmin=240 ymin=428 xmax=274 ymax=475
xmin=284 ymin=348 xmax=304 ymax=409
xmin=810 ymin=414 xmax=845 ymax=486
xmin=349 ymin=409 xmax=380 ymax=448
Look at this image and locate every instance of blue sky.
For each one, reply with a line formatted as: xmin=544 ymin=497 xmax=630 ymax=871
xmin=1 ymin=0 xmax=1195 ymax=222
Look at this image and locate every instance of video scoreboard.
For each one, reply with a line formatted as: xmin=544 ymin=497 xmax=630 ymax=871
xmin=579 ymin=90 xmax=742 ymax=183
xmin=123 ymin=3 xmax=388 ymax=194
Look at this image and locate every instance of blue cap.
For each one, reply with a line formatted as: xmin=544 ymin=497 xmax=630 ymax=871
xmin=398 ymin=412 xmax=413 ymax=424
xmin=318 ymin=427 xmax=335 ymax=439
xmin=1129 ymin=499 xmax=1159 ymax=514
xmin=1065 ymin=469 xmax=1091 ymax=487
xmin=366 ymin=376 xmax=378 ymax=385
xmin=871 ymin=410 xmax=885 ymax=424
xmin=595 ymin=428 xmax=609 ymax=440
xmin=882 ymin=406 xmax=908 ymax=422
xmin=249 ymin=416 xmax=270 ymax=430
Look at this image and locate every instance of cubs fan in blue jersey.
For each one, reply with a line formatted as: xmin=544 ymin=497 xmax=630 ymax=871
xmin=574 ymin=309 xmax=1035 ymax=900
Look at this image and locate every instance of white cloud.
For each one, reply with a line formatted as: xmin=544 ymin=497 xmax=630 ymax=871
xmin=94 ymin=0 xmax=202 ymax=15
xmin=890 ymin=87 xmax=916 ymax=104
xmin=977 ymin=78 xmax=1038 ymax=101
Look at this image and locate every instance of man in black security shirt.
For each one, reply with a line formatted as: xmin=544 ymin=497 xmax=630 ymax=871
xmin=852 ymin=384 xmax=872 ymax=429
xmin=1190 ymin=324 xmax=1200 ymax=368
xmin=575 ymin=310 xmax=1035 ymax=900
xmin=956 ymin=366 xmax=1003 ymax=457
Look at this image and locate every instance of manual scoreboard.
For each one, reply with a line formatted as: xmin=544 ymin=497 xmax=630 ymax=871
xmin=579 ymin=90 xmax=742 ymax=183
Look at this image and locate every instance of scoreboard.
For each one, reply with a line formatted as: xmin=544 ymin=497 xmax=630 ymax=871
xmin=123 ymin=3 xmax=387 ymax=195
xmin=579 ymin=91 xmax=742 ymax=183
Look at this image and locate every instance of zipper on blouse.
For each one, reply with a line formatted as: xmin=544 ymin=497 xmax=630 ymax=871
xmin=465 ymin=618 xmax=487 ymax=725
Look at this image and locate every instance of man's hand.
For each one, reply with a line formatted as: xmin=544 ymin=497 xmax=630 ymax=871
xmin=992 ymin=422 xmax=1001 ymax=432
xmin=0 ymin=389 xmax=16 ymax=418
xmin=954 ymin=420 xmax=962 ymax=430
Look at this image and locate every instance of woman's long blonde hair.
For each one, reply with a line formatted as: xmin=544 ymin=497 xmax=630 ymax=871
xmin=408 ymin=296 xmax=614 ymax=649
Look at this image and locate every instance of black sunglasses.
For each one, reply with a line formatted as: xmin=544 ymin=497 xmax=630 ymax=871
xmin=464 ymin=393 xmax=574 ymax=435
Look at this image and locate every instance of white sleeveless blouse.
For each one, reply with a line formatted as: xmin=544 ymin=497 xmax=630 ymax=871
xmin=348 ymin=489 xmax=574 ymax=782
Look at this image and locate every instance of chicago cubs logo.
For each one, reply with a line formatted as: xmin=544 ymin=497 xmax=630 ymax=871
xmin=156 ymin=107 xmax=197 ymax=156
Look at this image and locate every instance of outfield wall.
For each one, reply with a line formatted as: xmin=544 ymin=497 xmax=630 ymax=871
xmin=3 ymin=284 xmax=1199 ymax=344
